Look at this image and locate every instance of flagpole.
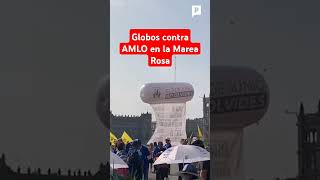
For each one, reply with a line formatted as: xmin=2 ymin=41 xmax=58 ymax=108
xmin=183 ymin=153 xmax=185 ymax=167
xmin=174 ymin=55 xmax=177 ymax=82
xmin=112 ymin=159 xmax=114 ymax=176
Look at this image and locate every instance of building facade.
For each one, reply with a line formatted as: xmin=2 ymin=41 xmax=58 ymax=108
xmin=297 ymin=101 xmax=320 ymax=180
xmin=202 ymin=95 xmax=210 ymax=143
xmin=110 ymin=112 xmax=152 ymax=144
xmin=111 ymin=94 xmax=210 ymax=144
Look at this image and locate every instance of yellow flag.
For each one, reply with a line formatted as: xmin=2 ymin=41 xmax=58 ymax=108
xmin=197 ymin=125 xmax=203 ymax=140
xmin=121 ymin=131 xmax=133 ymax=144
xmin=110 ymin=131 xmax=117 ymax=146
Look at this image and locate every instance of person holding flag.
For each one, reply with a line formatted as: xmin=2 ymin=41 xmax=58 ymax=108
xmin=121 ymin=131 xmax=133 ymax=144
xmin=116 ymin=141 xmax=128 ymax=163
xmin=192 ymin=126 xmax=205 ymax=148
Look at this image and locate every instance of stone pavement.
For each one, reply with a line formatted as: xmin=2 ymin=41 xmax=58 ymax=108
xmin=148 ymin=164 xmax=179 ymax=180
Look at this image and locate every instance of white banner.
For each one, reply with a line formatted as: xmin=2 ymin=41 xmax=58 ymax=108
xmin=148 ymin=103 xmax=187 ymax=146
xmin=212 ymin=129 xmax=244 ymax=180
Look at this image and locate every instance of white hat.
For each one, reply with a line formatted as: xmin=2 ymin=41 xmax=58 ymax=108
xmin=192 ymin=137 xmax=198 ymax=142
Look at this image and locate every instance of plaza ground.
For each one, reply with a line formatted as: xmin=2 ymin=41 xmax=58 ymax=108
xmin=149 ymin=164 xmax=179 ymax=180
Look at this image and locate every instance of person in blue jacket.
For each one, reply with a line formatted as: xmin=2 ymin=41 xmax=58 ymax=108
xmin=128 ymin=140 xmax=143 ymax=179
xmin=163 ymin=138 xmax=172 ymax=177
xmin=135 ymin=139 xmax=150 ymax=180
xmin=153 ymin=141 xmax=161 ymax=158
xmin=163 ymin=137 xmax=172 ymax=150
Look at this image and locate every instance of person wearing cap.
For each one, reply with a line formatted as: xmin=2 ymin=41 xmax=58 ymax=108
xmin=191 ymin=137 xmax=198 ymax=143
xmin=191 ymin=137 xmax=204 ymax=148
xmin=178 ymin=164 xmax=199 ymax=180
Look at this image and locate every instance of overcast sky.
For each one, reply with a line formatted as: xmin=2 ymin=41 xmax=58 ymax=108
xmin=110 ymin=0 xmax=210 ymax=119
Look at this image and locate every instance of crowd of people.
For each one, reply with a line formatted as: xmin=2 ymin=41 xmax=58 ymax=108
xmin=111 ymin=137 xmax=210 ymax=180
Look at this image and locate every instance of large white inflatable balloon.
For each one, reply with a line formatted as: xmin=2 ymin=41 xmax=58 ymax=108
xmin=140 ymin=82 xmax=194 ymax=104
xmin=211 ymin=66 xmax=269 ymax=180
xmin=211 ymin=66 xmax=269 ymax=128
xmin=140 ymin=82 xmax=194 ymax=145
